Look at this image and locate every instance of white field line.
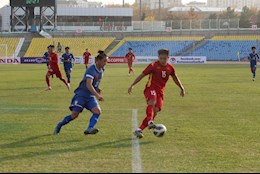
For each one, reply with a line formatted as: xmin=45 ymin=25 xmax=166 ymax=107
xmin=132 ymin=109 xmax=142 ymax=173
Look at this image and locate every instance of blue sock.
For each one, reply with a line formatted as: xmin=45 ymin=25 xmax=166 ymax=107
xmin=67 ymin=74 xmax=71 ymax=83
xmin=59 ymin=115 xmax=73 ymax=126
xmin=253 ymin=72 xmax=256 ymax=78
xmin=87 ymin=113 xmax=100 ymax=130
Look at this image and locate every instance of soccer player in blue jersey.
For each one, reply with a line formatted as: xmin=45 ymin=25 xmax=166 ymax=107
xmin=54 ymin=50 xmax=108 ymax=135
xmin=43 ymin=46 xmax=53 ymax=78
xmin=43 ymin=47 xmax=49 ymax=67
xmin=61 ymin=47 xmax=75 ymax=84
xmin=248 ymin=46 xmax=260 ymax=81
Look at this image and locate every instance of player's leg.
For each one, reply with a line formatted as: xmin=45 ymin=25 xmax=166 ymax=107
xmin=84 ymin=97 xmax=101 ymax=135
xmin=128 ymin=61 xmax=133 ymax=75
xmin=130 ymin=61 xmax=134 ymax=74
xmin=128 ymin=61 xmax=131 ymax=75
xmin=45 ymin=71 xmax=52 ymax=90
xmin=65 ymin=69 xmax=71 ymax=84
xmin=251 ymin=66 xmax=256 ymax=81
xmin=56 ymin=70 xmax=70 ymax=90
xmin=54 ymin=95 xmax=84 ymax=134
xmin=134 ymin=89 xmax=157 ymax=139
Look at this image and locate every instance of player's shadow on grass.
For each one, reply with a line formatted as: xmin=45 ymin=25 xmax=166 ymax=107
xmin=0 ymin=136 xmax=153 ymax=163
xmin=0 ymin=134 xmax=82 ymax=149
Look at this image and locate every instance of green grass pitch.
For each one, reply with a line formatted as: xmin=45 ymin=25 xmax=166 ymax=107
xmin=0 ymin=64 xmax=259 ymax=172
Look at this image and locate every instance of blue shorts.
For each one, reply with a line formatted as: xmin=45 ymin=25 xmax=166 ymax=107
xmin=64 ymin=66 xmax=73 ymax=72
xmin=69 ymin=95 xmax=99 ymax=113
xmin=250 ymin=63 xmax=257 ymax=68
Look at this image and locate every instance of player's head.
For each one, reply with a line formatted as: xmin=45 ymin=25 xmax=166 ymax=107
xmin=86 ymin=48 xmax=89 ymax=51
xmin=96 ymin=50 xmax=108 ymax=68
xmin=252 ymin=46 xmax=256 ymax=53
xmin=158 ymin=49 xmax=169 ymax=65
xmin=65 ymin=47 xmax=70 ymax=54
xmin=48 ymin=45 xmax=55 ymax=53
xmin=129 ymin=48 xmax=132 ymax=52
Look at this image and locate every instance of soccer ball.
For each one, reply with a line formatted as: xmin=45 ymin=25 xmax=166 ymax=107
xmin=153 ymin=124 xmax=167 ymax=137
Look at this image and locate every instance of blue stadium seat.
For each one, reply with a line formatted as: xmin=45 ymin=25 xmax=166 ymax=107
xmin=111 ymin=41 xmax=194 ymax=56
xmin=186 ymin=40 xmax=260 ymax=61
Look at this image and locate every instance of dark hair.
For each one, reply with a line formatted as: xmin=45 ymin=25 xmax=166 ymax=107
xmin=96 ymin=50 xmax=107 ymax=61
xmin=48 ymin=45 xmax=55 ymax=48
xmin=129 ymin=48 xmax=132 ymax=50
xmin=65 ymin=47 xmax=70 ymax=50
xmin=158 ymin=49 xmax=169 ymax=55
xmin=252 ymin=46 xmax=256 ymax=50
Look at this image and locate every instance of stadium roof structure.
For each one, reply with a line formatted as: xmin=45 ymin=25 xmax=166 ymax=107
xmin=168 ymin=6 xmax=242 ymax=13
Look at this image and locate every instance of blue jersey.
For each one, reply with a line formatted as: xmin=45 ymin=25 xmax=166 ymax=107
xmin=248 ymin=53 xmax=259 ymax=66
xmin=74 ymin=64 xmax=104 ymax=98
xmin=43 ymin=52 xmax=49 ymax=66
xmin=61 ymin=53 xmax=74 ymax=69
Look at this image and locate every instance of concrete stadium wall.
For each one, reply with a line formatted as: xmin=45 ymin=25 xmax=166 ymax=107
xmin=0 ymin=29 xmax=259 ymax=39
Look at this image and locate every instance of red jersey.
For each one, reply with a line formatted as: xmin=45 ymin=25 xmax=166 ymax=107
xmin=83 ymin=52 xmax=91 ymax=64
xmin=143 ymin=61 xmax=175 ymax=96
xmin=48 ymin=53 xmax=59 ymax=70
xmin=125 ymin=52 xmax=135 ymax=62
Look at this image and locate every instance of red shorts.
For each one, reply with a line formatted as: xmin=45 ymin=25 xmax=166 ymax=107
xmin=48 ymin=69 xmax=62 ymax=78
xmin=128 ymin=60 xmax=133 ymax=68
xmin=144 ymin=88 xmax=164 ymax=111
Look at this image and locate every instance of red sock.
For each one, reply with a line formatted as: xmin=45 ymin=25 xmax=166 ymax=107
xmin=46 ymin=76 xmax=50 ymax=87
xmin=139 ymin=105 xmax=154 ymax=130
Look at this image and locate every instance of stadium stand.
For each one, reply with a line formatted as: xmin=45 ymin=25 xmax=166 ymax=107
xmin=24 ymin=37 xmax=116 ymax=57
xmin=109 ymin=37 xmax=204 ymax=56
xmin=186 ymin=35 xmax=260 ymax=60
xmin=0 ymin=38 xmax=21 ymax=57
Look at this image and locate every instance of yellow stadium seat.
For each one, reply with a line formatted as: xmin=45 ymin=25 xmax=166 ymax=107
xmin=211 ymin=35 xmax=260 ymax=40
xmin=25 ymin=37 xmax=115 ymax=57
xmin=0 ymin=38 xmax=20 ymax=57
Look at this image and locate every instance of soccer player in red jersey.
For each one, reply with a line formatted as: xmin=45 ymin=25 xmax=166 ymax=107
xmin=83 ymin=48 xmax=91 ymax=69
xmin=128 ymin=49 xmax=185 ymax=139
xmin=45 ymin=45 xmax=70 ymax=91
xmin=125 ymin=48 xmax=135 ymax=76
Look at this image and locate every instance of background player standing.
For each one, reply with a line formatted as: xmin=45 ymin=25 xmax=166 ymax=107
xmin=45 ymin=45 xmax=70 ymax=91
xmin=43 ymin=46 xmax=53 ymax=78
xmin=248 ymin=46 xmax=260 ymax=81
xmin=83 ymin=48 xmax=91 ymax=69
xmin=125 ymin=48 xmax=135 ymax=76
xmin=57 ymin=42 xmax=62 ymax=53
xmin=54 ymin=50 xmax=108 ymax=135
xmin=128 ymin=49 xmax=185 ymax=139
xmin=61 ymin=47 xmax=75 ymax=84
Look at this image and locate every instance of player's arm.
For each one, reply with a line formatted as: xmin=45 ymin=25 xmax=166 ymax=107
xmin=128 ymin=63 xmax=153 ymax=94
xmin=86 ymin=78 xmax=104 ymax=101
xmin=172 ymin=73 xmax=185 ymax=97
xmin=61 ymin=57 xmax=65 ymax=62
xmin=128 ymin=73 xmax=146 ymax=94
xmin=72 ymin=55 xmax=75 ymax=65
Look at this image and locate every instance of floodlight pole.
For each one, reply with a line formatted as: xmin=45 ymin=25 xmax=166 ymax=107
xmin=139 ymin=0 xmax=142 ymax=20
xmin=159 ymin=0 xmax=161 ymax=21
